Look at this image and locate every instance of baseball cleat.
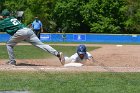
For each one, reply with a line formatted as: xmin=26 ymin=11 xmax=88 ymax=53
xmin=57 ymin=52 xmax=65 ymax=65
xmin=6 ymin=60 xmax=16 ymax=66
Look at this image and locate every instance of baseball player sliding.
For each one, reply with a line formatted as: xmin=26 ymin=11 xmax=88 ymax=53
xmin=64 ymin=44 xmax=95 ymax=66
xmin=0 ymin=9 xmax=65 ymax=66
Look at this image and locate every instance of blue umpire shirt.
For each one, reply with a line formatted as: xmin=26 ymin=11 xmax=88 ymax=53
xmin=32 ymin=20 xmax=42 ymax=30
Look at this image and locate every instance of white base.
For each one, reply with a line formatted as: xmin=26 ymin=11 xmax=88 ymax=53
xmin=116 ymin=45 xmax=123 ymax=47
xmin=64 ymin=63 xmax=83 ymax=67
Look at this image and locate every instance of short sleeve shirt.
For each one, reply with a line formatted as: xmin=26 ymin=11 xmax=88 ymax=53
xmin=70 ymin=52 xmax=93 ymax=63
xmin=32 ymin=20 xmax=42 ymax=30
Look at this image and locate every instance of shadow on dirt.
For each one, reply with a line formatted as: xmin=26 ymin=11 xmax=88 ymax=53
xmin=16 ymin=63 xmax=45 ymax=66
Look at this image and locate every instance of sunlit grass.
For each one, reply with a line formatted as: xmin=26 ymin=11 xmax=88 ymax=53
xmin=0 ymin=45 xmax=99 ymax=59
xmin=0 ymin=71 xmax=140 ymax=93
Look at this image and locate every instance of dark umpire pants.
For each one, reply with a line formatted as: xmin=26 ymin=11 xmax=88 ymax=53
xmin=33 ymin=29 xmax=41 ymax=39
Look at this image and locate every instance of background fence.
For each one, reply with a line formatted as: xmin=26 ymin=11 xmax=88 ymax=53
xmin=0 ymin=33 xmax=140 ymax=44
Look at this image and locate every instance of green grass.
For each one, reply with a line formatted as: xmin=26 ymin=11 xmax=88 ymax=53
xmin=0 ymin=45 xmax=99 ymax=59
xmin=0 ymin=71 xmax=140 ymax=93
xmin=0 ymin=44 xmax=139 ymax=93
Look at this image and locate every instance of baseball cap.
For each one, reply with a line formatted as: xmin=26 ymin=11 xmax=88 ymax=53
xmin=1 ymin=9 xmax=10 ymax=16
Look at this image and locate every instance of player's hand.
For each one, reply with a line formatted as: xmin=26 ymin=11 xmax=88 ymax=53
xmin=86 ymin=59 xmax=92 ymax=63
xmin=83 ymin=58 xmax=95 ymax=66
xmin=41 ymin=28 xmax=43 ymax=33
xmin=88 ymin=57 xmax=96 ymax=63
xmin=41 ymin=29 xmax=43 ymax=33
xmin=0 ymin=16 xmax=3 ymax=19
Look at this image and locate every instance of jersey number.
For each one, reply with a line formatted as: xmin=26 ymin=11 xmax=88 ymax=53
xmin=10 ymin=19 xmax=21 ymax=25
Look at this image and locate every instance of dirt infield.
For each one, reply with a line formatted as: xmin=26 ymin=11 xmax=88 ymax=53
xmin=0 ymin=43 xmax=140 ymax=72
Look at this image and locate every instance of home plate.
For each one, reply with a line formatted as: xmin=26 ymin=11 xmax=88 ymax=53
xmin=64 ymin=63 xmax=83 ymax=67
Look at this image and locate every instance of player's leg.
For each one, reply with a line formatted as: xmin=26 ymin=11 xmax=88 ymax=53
xmin=36 ymin=30 xmax=41 ymax=39
xmin=33 ymin=30 xmax=40 ymax=39
xmin=25 ymin=29 xmax=65 ymax=65
xmin=6 ymin=28 xmax=29 ymax=65
xmin=6 ymin=41 xmax=16 ymax=65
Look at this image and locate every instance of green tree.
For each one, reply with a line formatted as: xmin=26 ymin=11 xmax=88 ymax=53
xmin=0 ymin=0 xmax=5 ymax=11
xmin=53 ymin=0 xmax=88 ymax=33
xmin=2 ymin=0 xmax=56 ymax=32
xmin=80 ymin=0 xmax=128 ymax=33
xmin=124 ymin=0 xmax=140 ymax=33
xmin=4 ymin=0 xmax=30 ymax=23
xmin=1 ymin=0 xmax=140 ymax=33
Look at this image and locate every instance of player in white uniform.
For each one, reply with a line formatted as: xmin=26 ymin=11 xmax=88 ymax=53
xmin=64 ymin=44 xmax=95 ymax=65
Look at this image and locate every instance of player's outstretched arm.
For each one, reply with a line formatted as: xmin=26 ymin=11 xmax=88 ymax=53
xmin=87 ymin=56 xmax=96 ymax=63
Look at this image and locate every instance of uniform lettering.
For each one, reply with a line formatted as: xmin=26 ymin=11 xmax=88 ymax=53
xmin=10 ymin=18 xmax=21 ymax=25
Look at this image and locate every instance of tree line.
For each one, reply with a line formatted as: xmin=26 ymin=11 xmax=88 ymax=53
xmin=0 ymin=0 xmax=140 ymax=34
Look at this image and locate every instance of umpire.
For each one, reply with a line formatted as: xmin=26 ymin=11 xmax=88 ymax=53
xmin=32 ymin=16 xmax=43 ymax=39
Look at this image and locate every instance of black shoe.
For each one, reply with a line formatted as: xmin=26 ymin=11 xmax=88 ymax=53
xmin=57 ymin=52 xmax=65 ymax=65
xmin=6 ymin=60 xmax=16 ymax=66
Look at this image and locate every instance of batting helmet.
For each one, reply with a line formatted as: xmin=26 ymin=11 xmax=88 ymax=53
xmin=77 ymin=44 xmax=87 ymax=55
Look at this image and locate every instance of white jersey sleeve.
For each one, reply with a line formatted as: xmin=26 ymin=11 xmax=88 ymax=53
xmin=68 ymin=52 xmax=93 ymax=63
xmin=86 ymin=52 xmax=93 ymax=59
xmin=70 ymin=53 xmax=79 ymax=62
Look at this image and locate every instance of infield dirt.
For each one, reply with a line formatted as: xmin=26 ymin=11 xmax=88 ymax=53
xmin=0 ymin=43 xmax=140 ymax=72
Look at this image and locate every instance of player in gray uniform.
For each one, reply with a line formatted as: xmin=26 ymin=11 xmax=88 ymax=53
xmin=0 ymin=9 xmax=65 ymax=65
xmin=64 ymin=44 xmax=95 ymax=64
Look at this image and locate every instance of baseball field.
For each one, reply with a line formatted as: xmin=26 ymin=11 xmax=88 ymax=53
xmin=0 ymin=43 xmax=140 ymax=93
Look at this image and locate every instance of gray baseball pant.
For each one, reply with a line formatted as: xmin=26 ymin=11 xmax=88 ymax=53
xmin=6 ymin=28 xmax=59 ymax=62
